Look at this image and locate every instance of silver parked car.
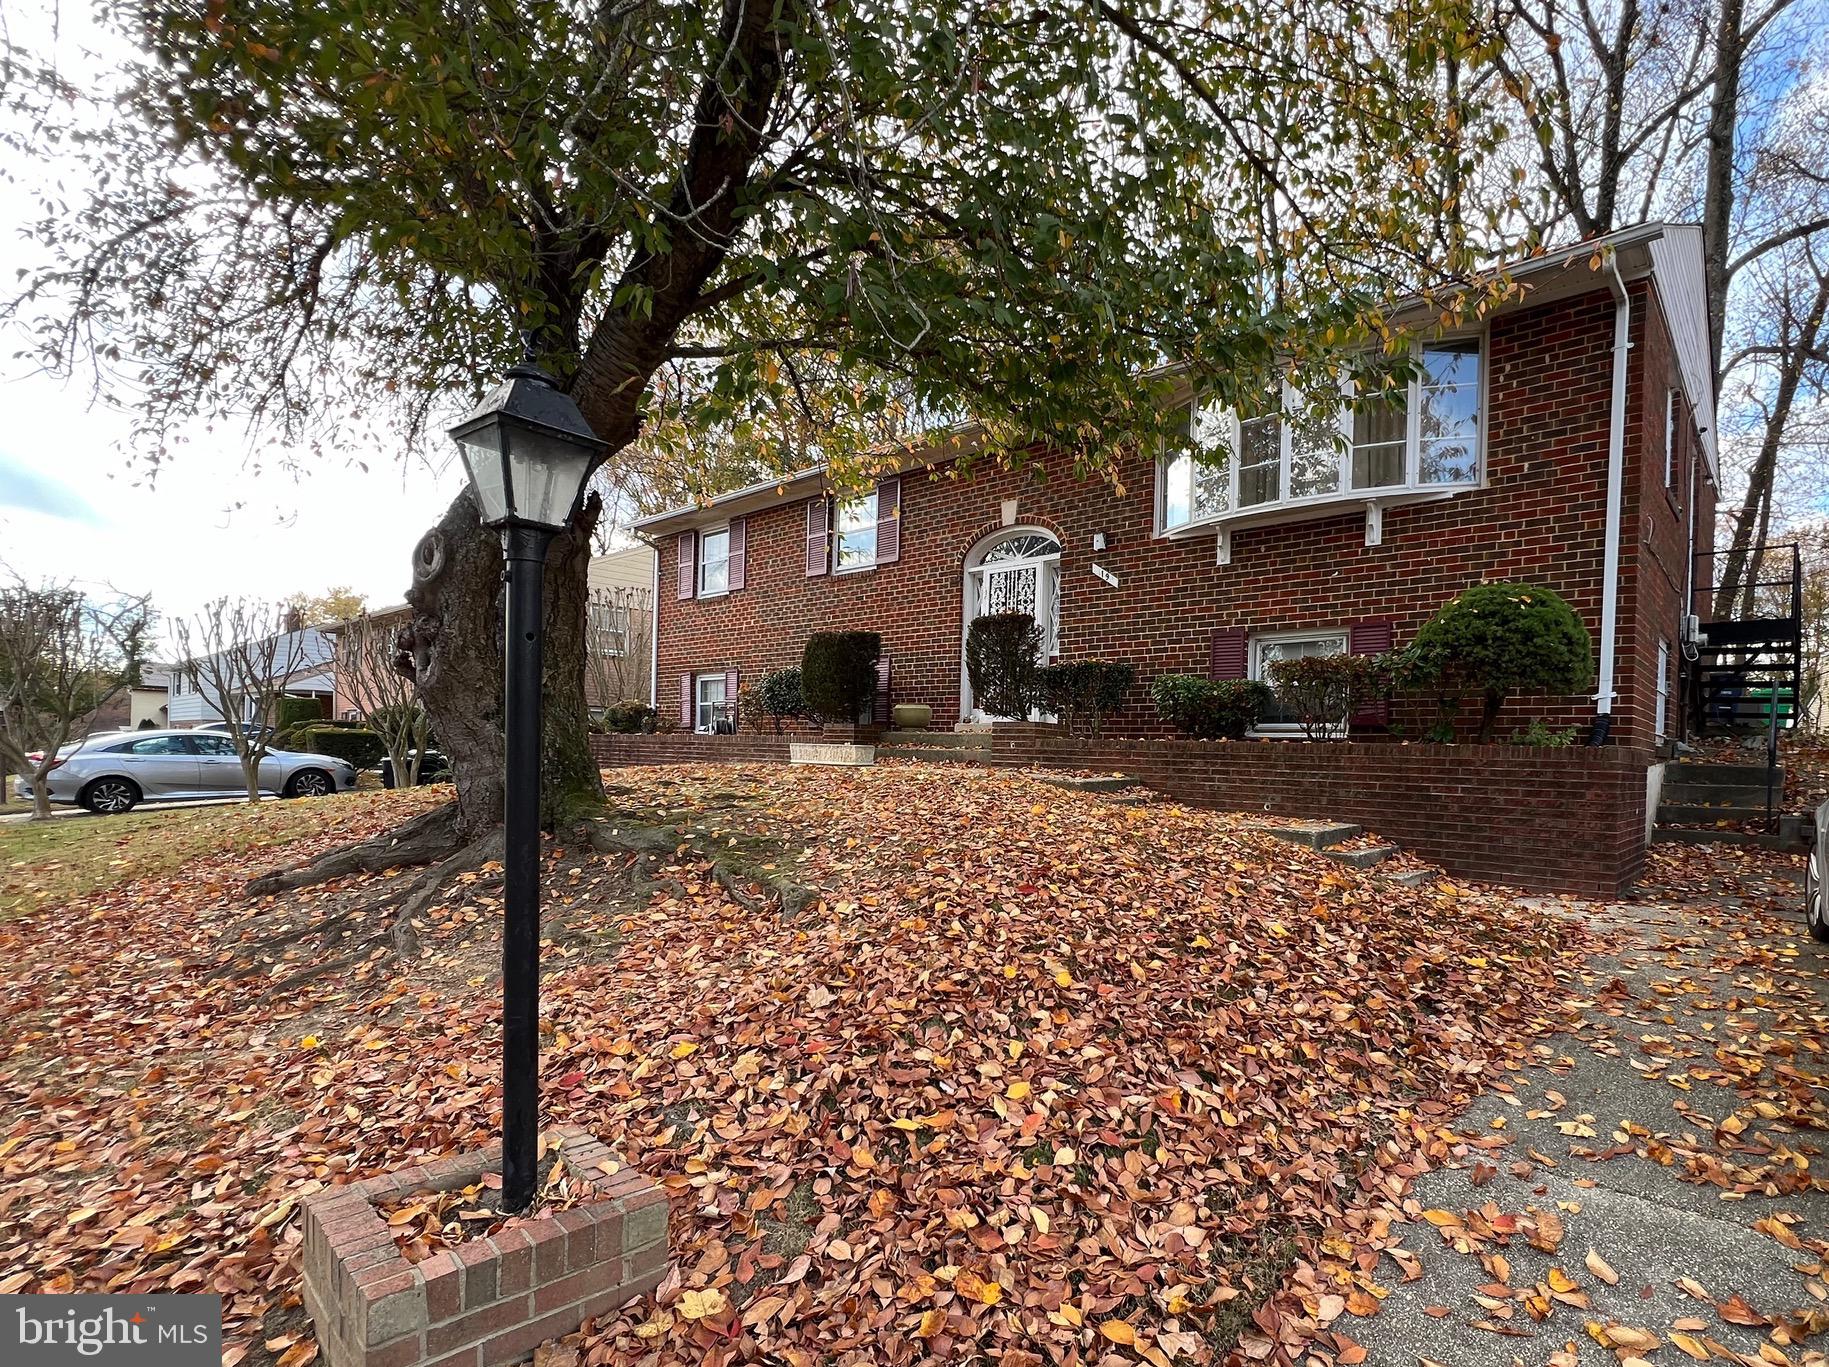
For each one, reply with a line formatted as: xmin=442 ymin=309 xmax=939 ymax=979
xmin=16 ymin=728 xmax=358 ymax=814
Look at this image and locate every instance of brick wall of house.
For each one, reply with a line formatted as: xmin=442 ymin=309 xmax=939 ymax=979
xmin=653 ymin=281 xmax=1704 ymax=751
xmin=1622 ymin=277 xmax=1717 ymax=746
xmin=589 ymin=733 xmax=1651 ymax=896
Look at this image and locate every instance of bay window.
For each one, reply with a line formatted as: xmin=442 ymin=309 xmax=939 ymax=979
xmin=1159 ymin=335 xmax=1484 ymax=534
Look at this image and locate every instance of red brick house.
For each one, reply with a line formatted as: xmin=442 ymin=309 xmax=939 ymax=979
xmin=637 ymin=223 xmax=1717 ymax=756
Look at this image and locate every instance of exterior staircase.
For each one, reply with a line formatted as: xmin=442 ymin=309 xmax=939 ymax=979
xmin=1653 ymin=759 xmax=1808 ymax=851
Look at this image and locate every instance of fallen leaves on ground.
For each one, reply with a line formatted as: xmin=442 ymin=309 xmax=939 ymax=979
xmin=0 ymin=763 xmax=1595 ymax=1367
xmin=1256 ymin=837 xmax=1829 ymax=1367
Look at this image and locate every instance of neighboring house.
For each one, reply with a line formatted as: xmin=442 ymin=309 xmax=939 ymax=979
xmin=167 ymin=627 xmax=337 ymax=727
xmin=324 ymin=603 xmax=414 ymax=721
xmin=587 ymin=544 xmax=657 ymax=707
xmin=637 ymin=222 xmax=1718 ymax=755
xmin=128 ymin=664 xmax=172 ymax=729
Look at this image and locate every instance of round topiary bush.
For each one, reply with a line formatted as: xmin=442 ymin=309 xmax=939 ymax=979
xmin=801 ymin=632 xmax=881 ymax=724
xmin=1403 ymin=583 xmax=1594 ymax=742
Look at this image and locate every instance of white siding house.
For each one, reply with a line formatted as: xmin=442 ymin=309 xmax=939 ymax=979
xmin=166 ymin=627 xmax=337 ymax=726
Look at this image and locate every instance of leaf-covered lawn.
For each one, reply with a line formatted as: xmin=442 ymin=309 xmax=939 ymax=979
xmin=0 ymin=763 xmax=1591 ymax=1367
xmin=0 ymin=791 xmax=423 ymax=919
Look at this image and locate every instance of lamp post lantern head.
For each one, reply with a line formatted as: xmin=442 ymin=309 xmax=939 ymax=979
xmin=450 ymin=353 xmax=606 ymax=532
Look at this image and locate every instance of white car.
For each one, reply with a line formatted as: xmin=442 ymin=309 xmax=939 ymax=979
xmin=18 ymin=728 xmax=358 ymax=814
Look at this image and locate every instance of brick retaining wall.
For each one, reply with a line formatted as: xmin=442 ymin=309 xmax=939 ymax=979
xmin=300 ymin=1127 xmax=666 ymax=1367
xmin=590 ymin=732 xmax=1650 ymax=896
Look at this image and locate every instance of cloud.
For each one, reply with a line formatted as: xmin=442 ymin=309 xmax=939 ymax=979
xmin=0 ymin=450 xmax=103 ymax=524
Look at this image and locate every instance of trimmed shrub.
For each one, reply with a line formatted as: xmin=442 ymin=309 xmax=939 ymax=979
xmin=966 ymin=613 xmax=1042 ymax=720
xmin=756 ymin=668 xmax=807 ymax=733
xmin=1039 ymin=660 xmax=1135 ymax=737
xmin=600 ymin=700 xmax=656 ymax=734
xmin=801 ymin=632 xmax=881 ymax=724
xmin=1150 ymin=674 xmax=1273 ymax=740
xmin=1403 ymin=583 xmax=1594 ymax=742
xmin=1265 ymin=652 xmax=1387 ymax=740
xmin=275 ymin=695 xmax=326 ymax=731
xmin=294 ymin=724 xmax=386 ymax=769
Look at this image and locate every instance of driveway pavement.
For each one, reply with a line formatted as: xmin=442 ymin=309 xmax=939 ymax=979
xmin=1316 ymin=845 xmax=1828 ymax=1366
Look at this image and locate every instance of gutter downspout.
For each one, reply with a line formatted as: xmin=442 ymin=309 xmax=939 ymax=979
xmin=1592 ymin=256 xmax=1632 ymax=745
xmin=641 ymin=536 xmax=661 ymax=710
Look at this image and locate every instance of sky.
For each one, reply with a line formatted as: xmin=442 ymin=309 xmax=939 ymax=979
xmin=0 ymin=4 xmax=470 ymax=636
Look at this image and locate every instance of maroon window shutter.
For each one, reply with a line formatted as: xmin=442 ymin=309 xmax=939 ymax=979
xmin=1207 ymin=627 xmax=1247 ymax=680
xmin=873 ymin=655 xmax=891 ymax=724
xmin=680 ymin=673 xmax=693 ymax=727
xmin=677 ymin=531 xmax=697 ymax=600
xmin=727 ymin=517 xmax=746 ymax=591
xmin=1348 ymin=619 xmax=1395 ymax=727
xmin=725 ymin=667 xmax=739 ymax=708
xmin=875 ymin=479 xmax=901 ymax=564
xmin=805 ymin=499 xmax=829 ymax=577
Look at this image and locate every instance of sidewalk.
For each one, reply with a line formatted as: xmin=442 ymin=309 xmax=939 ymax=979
xmin=1284 ymin=842 xmax=1828 ymax=1366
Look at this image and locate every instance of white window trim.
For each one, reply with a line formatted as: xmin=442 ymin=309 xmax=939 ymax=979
xmin=694 ymin=673 xmax=729 ymax=735
xmin=1664 ymin=389 xmax=1678 ymax=491
xmin=1248 ymin=629 xmax=1350 ymax=737
xmin=832 ymin=492 xmax=879 ymax=575
xmin=697 ymin=525 xmax=731 ymax=599
xmin=1156 ymin=333 xmax=1487 ymax=538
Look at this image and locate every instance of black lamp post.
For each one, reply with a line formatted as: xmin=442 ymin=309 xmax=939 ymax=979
xmin=449 ymin=348 xmax=604 ymax=1213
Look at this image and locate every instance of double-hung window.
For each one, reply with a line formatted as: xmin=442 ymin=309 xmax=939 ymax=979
xmin=835 ymin=492 xmax=878 ymax=571
xmin=1160 ymin=336 xmax=1483 ymax=533
xmin=1664 ymin=389 xmax=1679 ymax=490
xmin=590 ymin=601 xmax=629 ymax=657
xmin=694 ymin=674 xmax=728 ymax=734
xmin=1251 ymin=631 xmax=1348 ymax=731
xmin=698 ymin=528 xmax=730 ymax=597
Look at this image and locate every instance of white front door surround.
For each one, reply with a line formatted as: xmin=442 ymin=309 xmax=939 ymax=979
xmin=961 ymin=528 xmax=1062 ymax=721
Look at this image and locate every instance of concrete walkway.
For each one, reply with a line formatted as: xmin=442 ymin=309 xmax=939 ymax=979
xmin=1339 ymin=847 xmax=1828 ymax=1366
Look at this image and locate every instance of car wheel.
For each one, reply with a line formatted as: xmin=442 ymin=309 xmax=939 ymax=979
xmin=1808 ymin=839 xmax=1828 ymax=944
xmin=81 ymin=777 xmax=141 ymax=815
xmin=285 ymin=769 xmax=335 ymax=799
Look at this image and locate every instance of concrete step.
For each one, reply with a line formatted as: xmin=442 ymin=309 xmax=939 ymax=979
xmin=1659 ymin=782 xmax=1770 ymax=807
xmin=1665 ymin=761 xmax=1782 ymax=786
xmin=1377 ymin=867 xmax=1435 ymax=889
xmin=1031 ymin=774 xmax=1139 ymax=794
xmin=880 ymin=729 xmax=992 ymax=748
xmin=1652 ymin=826 xmax=1792 ymax=851
xmin=876 ymin=746 xmax=992 ymax=765
xmin=1249 ymin=821 xmax=1363 ymax=850
xmin=1325 ymin=844 xmax=1399 ymax=870
xmin=1657 ymin=802 xmax=1772 ymax=825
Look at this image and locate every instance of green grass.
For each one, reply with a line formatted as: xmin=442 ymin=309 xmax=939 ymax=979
xmin=0 ymin=796 xmax=361 ymax=919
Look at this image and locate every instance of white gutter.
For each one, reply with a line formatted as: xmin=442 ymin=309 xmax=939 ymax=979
xmin=646 ymin=538 xmax=660 ymax=709
xmin=1595 ymin=256 xmax=1632 ymax=726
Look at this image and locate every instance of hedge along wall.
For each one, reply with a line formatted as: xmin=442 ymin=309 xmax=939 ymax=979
xmin=589 ymin=732 xmax=1651 ymax=896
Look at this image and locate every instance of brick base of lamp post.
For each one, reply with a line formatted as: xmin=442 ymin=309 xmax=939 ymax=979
xmin=300 ymin=1127 xmax=668 ymax=1367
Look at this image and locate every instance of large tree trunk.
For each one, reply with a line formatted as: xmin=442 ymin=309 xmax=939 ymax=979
xmin=401 ymin=487 xmax=604 ymax=840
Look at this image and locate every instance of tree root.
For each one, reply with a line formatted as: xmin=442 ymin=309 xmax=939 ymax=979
xmin=581 ymin=816 xmax=814 ymax=920
xmin=245 ymin=802 xmax=462 ymax=897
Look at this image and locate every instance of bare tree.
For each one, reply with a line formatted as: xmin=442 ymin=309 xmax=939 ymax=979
xmin=335 ymin=613 xmax=431 ymax=787
xmin=584 ymin=585 xmax=654 ymax=712
xmin=170 ymin=598 xmax=312 ymax=803
xmin=0 ymin=571 xmax=151 ymax=820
